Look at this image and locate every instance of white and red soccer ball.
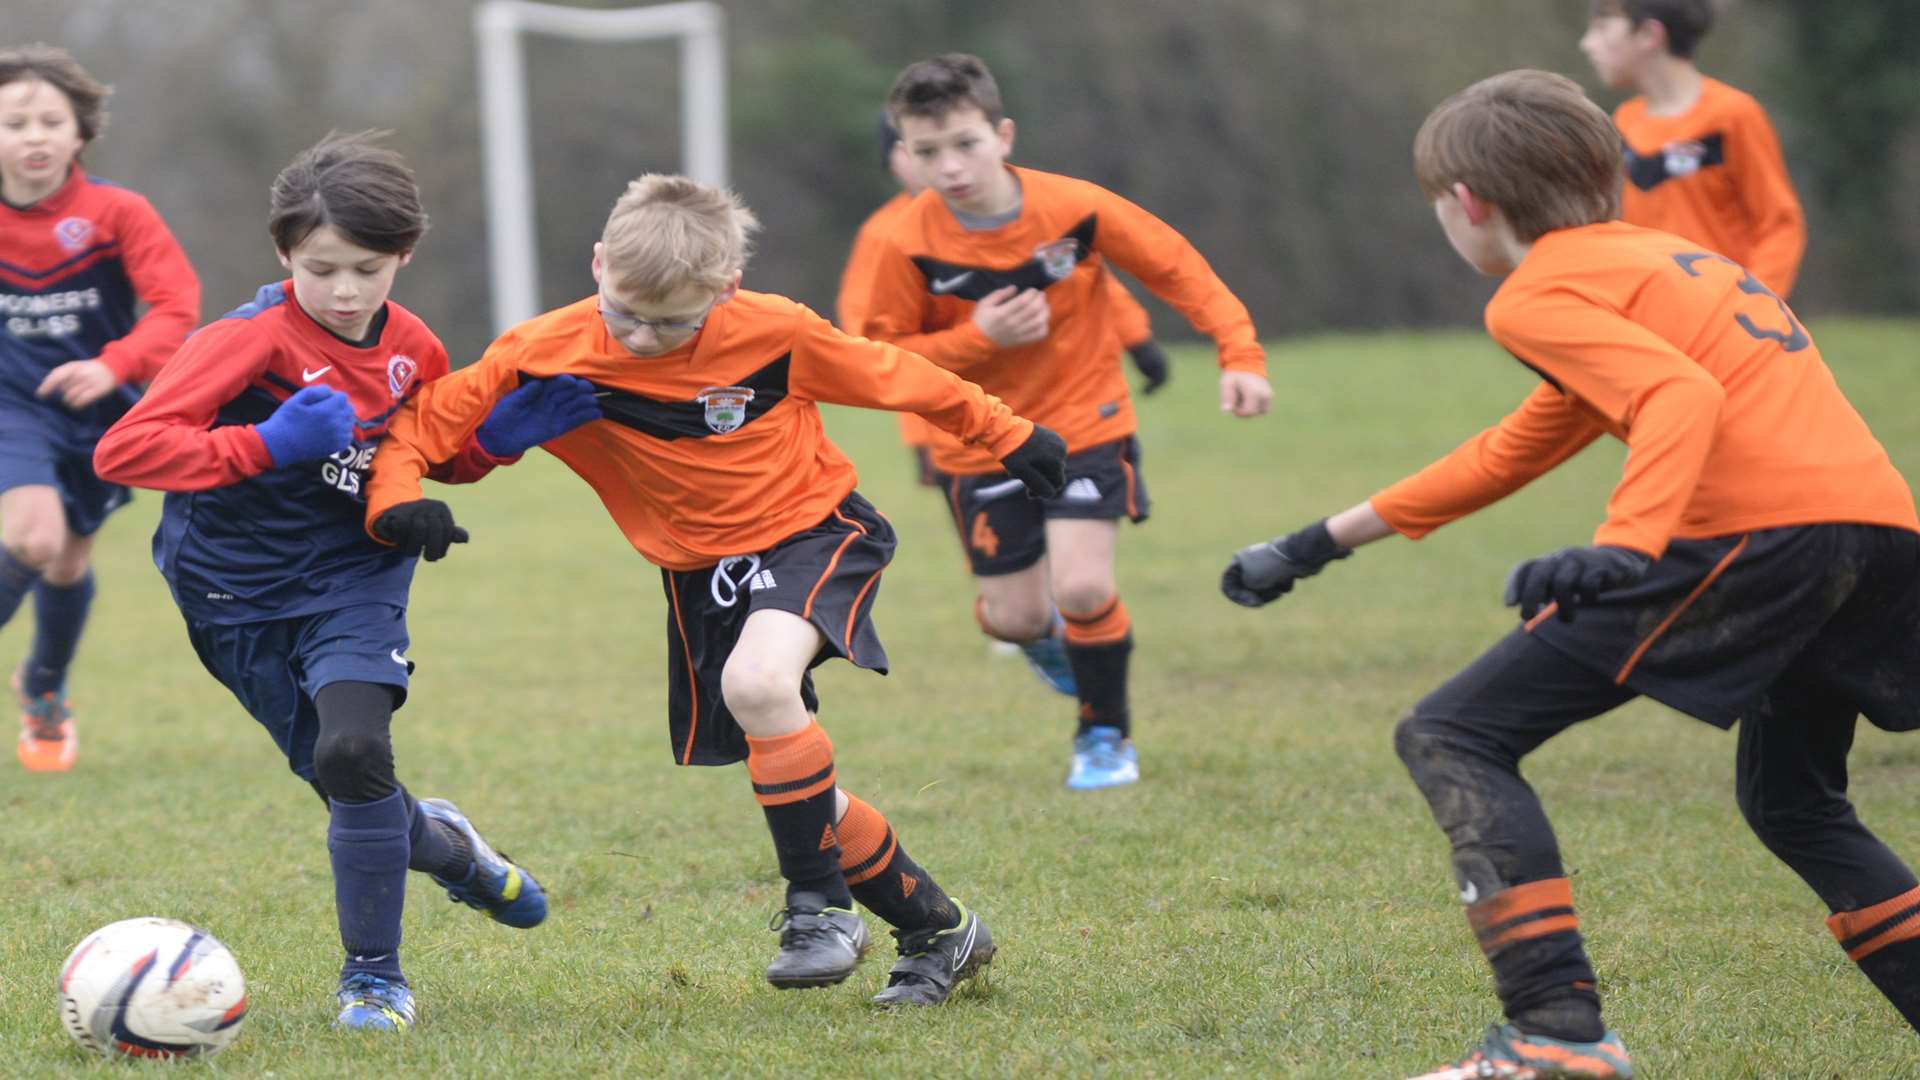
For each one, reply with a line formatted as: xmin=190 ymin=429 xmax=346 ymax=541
xmin=58 ymin=917 xmax=247 ymax=1058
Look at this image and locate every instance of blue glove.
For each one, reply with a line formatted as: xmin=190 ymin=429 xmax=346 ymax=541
xmin=256 ymin=385 xmax=357 ymax=468
xmin=476 ymin=375 xmax=603 ymax=458
xmin=1504 ymin=545 xmax=1652 ymax=622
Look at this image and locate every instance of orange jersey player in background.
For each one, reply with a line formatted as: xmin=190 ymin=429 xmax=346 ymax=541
xmin=837 ymin=111 xmax=1168 ymax=489
xmin=859 ymin=54 xmax=1271 ymax=791
xmin=1581 ymin=0 xmax=1805 ymax=297
xmin=366 ymin=174 xmax=1067 ymax=1007
xmin=1223 ymin=71 xmax=1920 ymax=1079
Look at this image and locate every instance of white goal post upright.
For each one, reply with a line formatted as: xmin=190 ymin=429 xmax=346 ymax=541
xmin=475 ymin=0 xmax=727 ymax=334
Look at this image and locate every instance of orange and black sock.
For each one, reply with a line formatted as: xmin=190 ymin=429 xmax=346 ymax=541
xmin=1062 ymin=596 xmax=1132 ymax=737
xmin=746 ymin=721 xmax=852 ymax=908
xmin=1466 ymin=877 xmax=1604 ymax=1042
xmin=1828 ymin=884 xmax=1920 ymax=1032
xmin=837 ymin=792 xmax=959 ymax=933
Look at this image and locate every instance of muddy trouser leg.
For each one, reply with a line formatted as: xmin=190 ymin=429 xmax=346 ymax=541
xmin=1394 ymin=628 xmax=1636 ymax=1041
xmin=1739 ymin=670 xmax=1920 ymax=1032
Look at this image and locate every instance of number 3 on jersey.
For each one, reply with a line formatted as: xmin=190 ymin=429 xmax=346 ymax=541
xmin=1672 ymin=252 xmax=1808 ymax=353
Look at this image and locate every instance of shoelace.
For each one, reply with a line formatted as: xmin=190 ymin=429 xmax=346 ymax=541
xmin=768 ymin=908 xmax=843 ymax=945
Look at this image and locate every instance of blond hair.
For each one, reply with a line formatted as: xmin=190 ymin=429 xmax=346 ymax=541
xmin=1413 ymin=69 xmax=1621 ymax=242
xmin=600 ymin=175 xmax=760 ymax=301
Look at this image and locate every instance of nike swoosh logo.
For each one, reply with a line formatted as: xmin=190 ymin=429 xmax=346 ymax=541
xmin=302 ymin=366 xmax=333 ymax=382
xmin=930 ymin=272 xmax=973 ymax=294
xmin=391 ymin=649 xmax=409 ymax=666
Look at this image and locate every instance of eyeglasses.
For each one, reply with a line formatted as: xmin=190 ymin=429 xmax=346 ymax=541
xmin=597 ymin=289 xmax=716 ymax=338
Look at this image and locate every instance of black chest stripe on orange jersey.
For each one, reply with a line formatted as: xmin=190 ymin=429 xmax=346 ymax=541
xmin=521 ymin=356 xmax=792 ymax=441
xmin=1623 ymin=133 xmax=1726 ymax=192
xmin=909 ymin=214 xmax=1098 ymax=301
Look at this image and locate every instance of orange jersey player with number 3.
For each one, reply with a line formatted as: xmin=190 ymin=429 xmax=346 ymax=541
xmin=858 ymin=54 xmax=1272 ymax=791
xmin=1221 ymin=71 xmax=1920 ymax=1079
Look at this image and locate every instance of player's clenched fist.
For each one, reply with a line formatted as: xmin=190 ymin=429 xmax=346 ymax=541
xmin=372 ymin=499 xmax=469 ymax=561
xmin=1220 ymin=519 xmax=1351 ymax=607
xmin=1503 ymin=545 xmax=1650 ymax=622
xmin=972 ymin=286 xmax=1050 ymax=348
xmin=255 ymin=385 xmax=358 ymax=468
xmin=997 ymin=423 xmax=1068 ymax=499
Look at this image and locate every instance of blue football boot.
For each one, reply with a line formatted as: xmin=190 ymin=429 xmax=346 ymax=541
xmin=1018 ymin=620 xmax=1077 ymax=696
xmin=334 ymin=972 xmax=415 ymax=1031
xmin=1067 ymin=725 xmax=1139 ymax=790
xmin=415 ymin=798 xmax=548 ymax=928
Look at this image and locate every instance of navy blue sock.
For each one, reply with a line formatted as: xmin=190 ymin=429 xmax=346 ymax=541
xmin=0 ymin=548 xmax=38 ymax=635
xmin=25 ymin=571 xmax=94 ymax=697
xmin=328 ymin=790 xmax=410 ymax=983
xmin=405 ymin=793 xmax=472 ymax=881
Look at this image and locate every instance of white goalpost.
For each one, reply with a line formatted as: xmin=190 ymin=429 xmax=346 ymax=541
xmin=474 ymin=0 xmax=727 ymax=334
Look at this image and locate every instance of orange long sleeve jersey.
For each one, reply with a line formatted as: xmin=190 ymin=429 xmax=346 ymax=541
xmin=1371 ymin=222 xmax=1915 ymax=558
xmin=857 ymin=166 xmax=1263 ymax=474
xmin=1615 ymin=77 xmax=1806 ymax=298
xmin=366 ymin=290 xmax=1034 ymax=570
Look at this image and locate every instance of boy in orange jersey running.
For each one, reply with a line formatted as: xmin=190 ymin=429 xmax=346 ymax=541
xmin=858 ymin=54 xmax=1271 ymax=791
xmin=837 ymin=112 xmax=1169 ymax=489
xmin=366 ymin=175 xmax=1066 ymax=1007
xmin=1580 ymin=0 xmax=1805 ymax=297
xmin=1224 ymin=70 xmax=1920 ymax=1078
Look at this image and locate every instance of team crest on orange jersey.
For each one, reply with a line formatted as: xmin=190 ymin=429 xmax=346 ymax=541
xmin=1661 ymin=139 xmax=1709 ymax=178
xmin=387 ymin=355 xmax=417 ymax=397
xmin=697 ymin=385 xmax=755 ymax=433
xmin=1034 ymin=238 xmax=1080 ymax=281
xmin=53 ymin=217 xmax=94 ymax=254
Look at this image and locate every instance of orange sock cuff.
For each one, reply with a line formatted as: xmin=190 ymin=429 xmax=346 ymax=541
xmin=835 ymin=792 xmax=899 ymax=885
xmin=1467 ymin=877 xmax=1580 ymax=956
xmin=1062 ymin=597 xmax=1130 ymax=646
xmin=1828 ymin=884 xmax=1920 ymax=961
xmin=745 ymin=721 xmax=836 ymax=807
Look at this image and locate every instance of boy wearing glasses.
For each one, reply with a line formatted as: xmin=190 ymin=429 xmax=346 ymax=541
xmin=364 ymin=174 xmax=1067 ymax=1006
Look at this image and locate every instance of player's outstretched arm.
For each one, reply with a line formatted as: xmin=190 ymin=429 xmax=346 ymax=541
xmin=1220 ymin=502 xmax=1390 ymax=608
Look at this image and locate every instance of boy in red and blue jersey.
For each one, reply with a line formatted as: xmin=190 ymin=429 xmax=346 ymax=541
xmin=95 ymin=132 xmax=599 ymax=1032
xmin=0 ymin=44 xmax=199 ymax=771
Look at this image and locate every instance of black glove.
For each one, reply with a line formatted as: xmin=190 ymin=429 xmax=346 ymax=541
xmin=1221 ymin=519 xmax=1352 ymax=607
xmin=1127 ymin=340 xmax=1170 ymax=395
xmin=371 ymin=499 xmax=469 ymax=561
xmin=1503 ymin=544 xmax=1651 ymax=621
xmin=998 ymin=424 xmax=1067 ymax=500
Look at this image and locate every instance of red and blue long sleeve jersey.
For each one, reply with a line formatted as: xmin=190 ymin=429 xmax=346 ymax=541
xmin=0 ymin=166 xmax=199 ymax=451
xmin=95 ymin=281 xmax=499 ymax=624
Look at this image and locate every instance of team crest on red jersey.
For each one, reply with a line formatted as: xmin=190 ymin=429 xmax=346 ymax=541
xmin=387 ymin=355 xmax=418 ymax=397
xmin=53 ymin=217 xmax=95 ymax=254
xmin=696 ymin=385 xmax=755 ymax=434
xmin=1034 ymin=238 xmax=1080 ymax=281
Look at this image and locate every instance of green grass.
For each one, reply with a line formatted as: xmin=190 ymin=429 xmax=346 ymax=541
xmin=5 ymin=318 xmax=1920 ymax=1077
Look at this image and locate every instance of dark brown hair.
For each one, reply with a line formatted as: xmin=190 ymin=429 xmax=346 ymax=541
xmin=1591 ymin=0 xmax=1714 ymax=58
xmin=887 ymin=53 xmax=1005 ymax=128
xmin=269 ymin=131 xmax=428 ymax=254
xmin=0 ymin=43 xmax=110 ymax=148
xmin=1414 ymin=70 xmax=1621 ymax=242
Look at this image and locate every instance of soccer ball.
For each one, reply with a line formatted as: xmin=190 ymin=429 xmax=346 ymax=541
xmin=57 ymin=917 xmax=248 ymax=1058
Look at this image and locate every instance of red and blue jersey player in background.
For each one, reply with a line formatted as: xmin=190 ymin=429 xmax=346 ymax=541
xmin=0 ymin=44 xmax=198 ymax=772
xmin=95 ymin=131 xmax=599 ymax=1032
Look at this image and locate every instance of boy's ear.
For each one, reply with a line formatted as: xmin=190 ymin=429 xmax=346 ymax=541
xmin=396 ymin=250 xmax=413 ymax=269
xmin=590 ymin=242 xmax=605 ymax=285
xmin=1453 ymin=182 xmax=1490 ymax=227
xmin=1636 ymin=17 xmax=1671 ymax=52
xmin=276 ymin=248 xmax=292 ymax=270
xmin=715 ymin=269 xmax=744 ymax=305
xmin=996 ymin=117 xmax=1016 ymax=156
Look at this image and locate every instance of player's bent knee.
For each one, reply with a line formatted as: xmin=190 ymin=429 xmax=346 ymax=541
xmin=976 ymin=600 xmax=1053 ymax=643
xmin=720 ymin=660 xmax=801 ymax=723
xmin=1053 ymin=581 xmax=1115 ymax=619
xmin=2 ymin=529 xmax=61 ymax=572
xmin=311 ymin=729 xmax=399 ymax=804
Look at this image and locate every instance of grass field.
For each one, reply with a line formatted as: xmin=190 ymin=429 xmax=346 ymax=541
xmin=4 ymin=318 xmax=1920 ymax=1077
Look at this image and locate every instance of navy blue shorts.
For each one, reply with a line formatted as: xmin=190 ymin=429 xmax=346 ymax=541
xmin=185 ymin=604 xmax=413 ymax=780
xmin=0 ymin=429 xmax=130 ymax=537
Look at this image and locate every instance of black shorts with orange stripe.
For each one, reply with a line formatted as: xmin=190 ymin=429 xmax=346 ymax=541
xmin=658 ymin=492 xmax=895 ymax=766
xmin=1527 ymin=523 xmax=1920 ymax=730
xmin=938 ymin=435 xmax=1150 ymax=576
